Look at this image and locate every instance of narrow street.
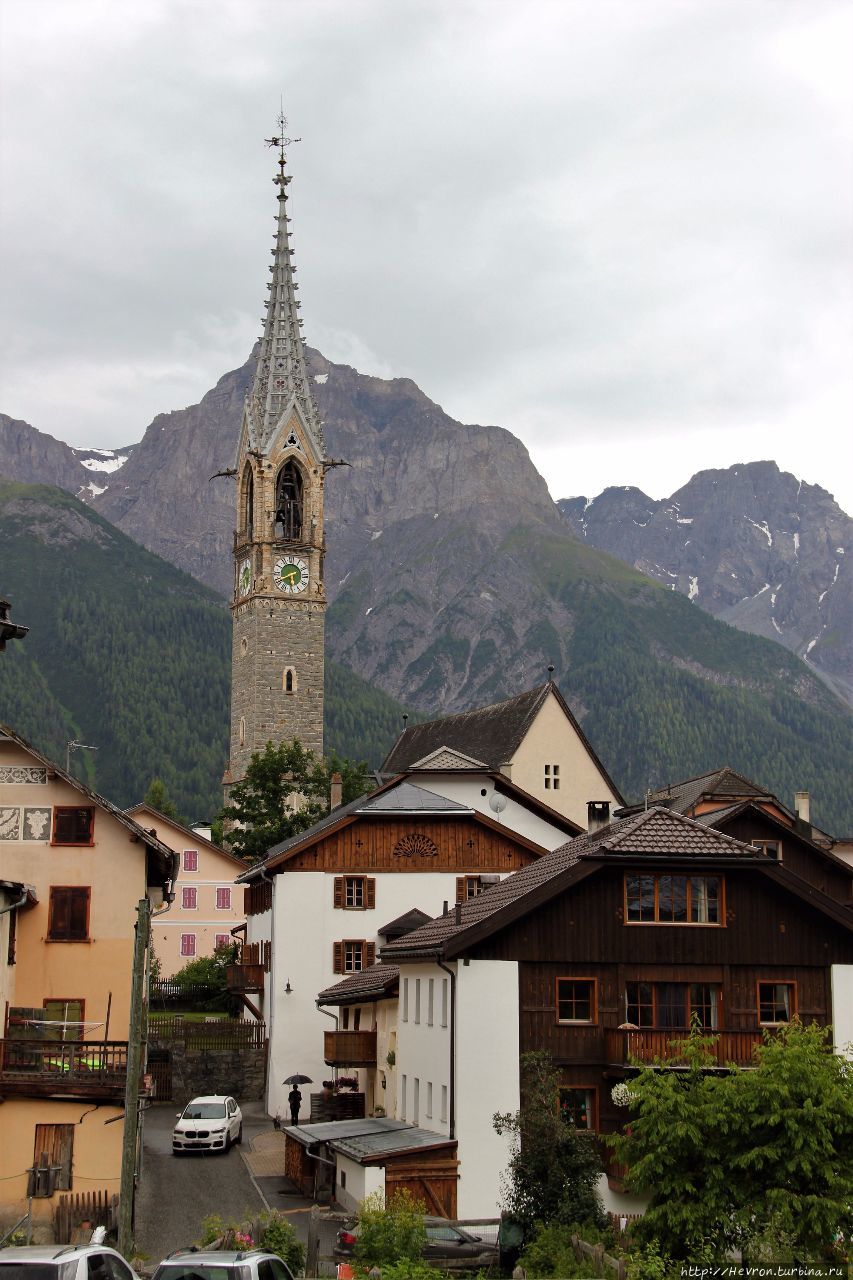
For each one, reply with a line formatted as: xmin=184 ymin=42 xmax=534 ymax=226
xmin=134 ymin=1100 xmax=273 ymax=1263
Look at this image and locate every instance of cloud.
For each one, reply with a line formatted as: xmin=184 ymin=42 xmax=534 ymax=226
xmin=0 ymin=0 xmax=850 ymax=510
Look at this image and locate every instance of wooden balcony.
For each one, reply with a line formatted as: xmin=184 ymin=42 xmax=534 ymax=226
xmin=0 ymin=1040 xmax=128 ymax=1099
xmin=324 ymin=1029 xmax=377 ymax=1067
xmin=226 ymin=963 xmax=266 ymax=993
xmin=606 ymin=1027 xmax=764 ymax=1069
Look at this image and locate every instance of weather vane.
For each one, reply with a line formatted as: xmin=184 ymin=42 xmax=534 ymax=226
xmin=265 ymin=102 xmax=300 ymax=165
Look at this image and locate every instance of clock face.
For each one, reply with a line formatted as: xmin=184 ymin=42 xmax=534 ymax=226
xmin=273 ymin=555 xmax=309 ymax=594
xmin=238 ymin=558 xmax=251 ymax=597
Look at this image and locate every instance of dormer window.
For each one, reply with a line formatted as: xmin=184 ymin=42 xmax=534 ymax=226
xmin=275 ymin=460 xmax=303 ymax=541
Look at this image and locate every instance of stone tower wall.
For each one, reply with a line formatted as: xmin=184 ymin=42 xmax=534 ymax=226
xmin=230 ymin=594 xmax=325 ymax=778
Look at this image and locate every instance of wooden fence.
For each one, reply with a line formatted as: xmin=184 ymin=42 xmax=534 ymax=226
xmin=149 ymin=1019 xmax=267 ymax=1048
xmin=53 ymin=1190 xmax=119 ymax=1244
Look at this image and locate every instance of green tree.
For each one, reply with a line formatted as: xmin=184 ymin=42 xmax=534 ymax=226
xmin=353 ymin=1189 xmax=428 ymax=1271
xmin=219 ymin=739 xmax=371 ymax=862
xmin=169 ymin=942 xmax=238 ymax=1010
xmin=610 ymin=1020 xmax=853 ymax=1263
xmin=493 ymin=1051 xmax=605 ymax=1233
xmin=144 ymin=776 xmax=184 ymax=823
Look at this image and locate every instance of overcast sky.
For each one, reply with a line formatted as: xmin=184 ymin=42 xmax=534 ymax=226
xmin=1 ymin=0 xmax=851 ymax=510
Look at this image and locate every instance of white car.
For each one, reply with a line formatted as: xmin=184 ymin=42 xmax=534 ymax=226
xmin=0 ymin=1245 xmax=140 ymax=1280
xmin=172 ymin=1094 xmax=243 ymax=1154
xmin=153 ymin=1251 xmax=294 ymax=1280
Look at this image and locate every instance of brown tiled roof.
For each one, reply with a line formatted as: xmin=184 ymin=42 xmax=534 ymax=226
xmin=381 ymin=684 xmax=551 ymax=773
xmin=378 ymin=908 xmax=432 ymax=939
xmin=317 ymin=964 xmax=400 ymax=1006
xmin=380 ymin=682 xmax=623 ymax=803
xmin=381 ymin=806 xmax=762 ymax=960
xmin=622 ymin=767 xmax=772 ymax=817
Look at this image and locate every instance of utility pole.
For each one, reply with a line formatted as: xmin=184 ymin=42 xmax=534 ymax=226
xmin=118 ymin=896 xmax=150 ymax=1259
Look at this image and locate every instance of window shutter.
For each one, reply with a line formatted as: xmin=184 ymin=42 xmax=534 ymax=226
xmin=244 ymin=886 xmax=252 ymax=914
xmin=333 ymin=941 xmax=344 ymax=974
xmin=365 ymin=942 xmax=376 ymax=967
xmin=333 ymin=877 xmax=344 ymax=909
xmin=263 ymin=940 xmax=271 ymax=971
xmin=365 ymin=879 xmax=376 ymax=910
xmin=456 ymin=877 xmax=465 ymax=904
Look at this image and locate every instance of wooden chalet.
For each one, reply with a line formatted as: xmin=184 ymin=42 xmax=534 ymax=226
xmin=382 ymin=804 xmax=853 ymax=1212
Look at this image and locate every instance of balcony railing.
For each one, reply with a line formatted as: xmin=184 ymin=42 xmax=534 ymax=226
xmin=324 ymin=1029 xmax=377 ymax=1067
xmin=226 ymin=963 xmax=266 ymax=993
xmin=0 ymin=1040 xmax=128 ymax=1098
xmin=606 ymin=1027 xmax=764 ymax=1068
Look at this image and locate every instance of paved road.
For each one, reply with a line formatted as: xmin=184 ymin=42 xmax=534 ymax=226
xmin=134 ymin=1100 xmax=272 ymax=1265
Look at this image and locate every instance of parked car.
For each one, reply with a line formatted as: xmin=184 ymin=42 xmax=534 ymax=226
xmin=172 ymin=1095 xmax=243 ymax=1154
xmin=0 ymin=1245 xmax=141 ymax=1280
xmin=152 ymin=1250 xmax=294 ymax=1280
xmin=334 ymin=1218 xmax=499 ymax=1271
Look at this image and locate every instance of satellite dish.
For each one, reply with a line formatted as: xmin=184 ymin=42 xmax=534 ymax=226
xmin=489 ymin=793 xmax=508 ymax=815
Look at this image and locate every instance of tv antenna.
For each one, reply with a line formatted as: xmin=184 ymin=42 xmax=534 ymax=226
xmin=66 ymin=741 xmax=98 ymax=774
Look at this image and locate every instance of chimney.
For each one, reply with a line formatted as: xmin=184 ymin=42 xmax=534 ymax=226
xmin=330 ymin=772 xmax=343 ymax=809
xmin=794 ymin=791 xmax=810 ymax=826
xmin=454 ymin=902 xmax=462 ymax=926
xmin=442 ymin=901 xmax=449 ymax=916
xmin=587 ymin=801 xmax=611 ymax=834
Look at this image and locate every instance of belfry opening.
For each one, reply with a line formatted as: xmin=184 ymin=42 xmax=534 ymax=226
xmin=275 ymin=460 xmax=303 ymax=541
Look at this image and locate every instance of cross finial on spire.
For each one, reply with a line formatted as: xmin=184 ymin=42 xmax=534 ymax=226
xmin=265 ymin=103 xmax=300 ymax=171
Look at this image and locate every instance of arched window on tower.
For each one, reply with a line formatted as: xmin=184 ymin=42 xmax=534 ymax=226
xmin=275 ymin=461 xmax=303 ymax=542
xmin=242 ymin=466 xmax=254 ymax=541
xmin=283 ymin=667 xmax=297 ymax=694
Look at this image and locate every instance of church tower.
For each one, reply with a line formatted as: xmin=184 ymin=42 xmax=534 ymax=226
xmin=226 ymin=120 xmax=327 ymax=786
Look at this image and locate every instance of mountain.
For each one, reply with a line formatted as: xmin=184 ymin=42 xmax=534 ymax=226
xmin=2 ymin=357 xmax=852 ymax=832
xmin=0 ymin=412 xmax=135 ymax=502
xmin=559 ymin=463 xmax=852 ymax=707
xmin=0 ymin=481 xmax=410 ymax=819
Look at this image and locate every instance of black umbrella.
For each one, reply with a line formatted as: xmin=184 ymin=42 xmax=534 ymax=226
xmin=282 ymin=1073 xmax=312 ymax=1085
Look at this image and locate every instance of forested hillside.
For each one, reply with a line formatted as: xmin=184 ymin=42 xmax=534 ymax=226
xmin=2 ymin=480 xmax=851 ymax=832
xmin=0 ymin=482 xmax=410 ymax=818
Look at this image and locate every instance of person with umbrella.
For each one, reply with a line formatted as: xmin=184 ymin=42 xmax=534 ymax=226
xmin=283 ymin=1073 xmax=311 ymax=1126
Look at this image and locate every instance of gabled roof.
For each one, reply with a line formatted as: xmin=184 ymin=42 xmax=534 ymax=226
xmin=126 ymin=803 xmax=247 ymax=867
xmin=381 ymin=806 xmax=765 ymax=961
xmin=619 ymin=767 xmax=774 ymax=819
xmin=317 ymin=963 xmax=400 ymax=1006
xmin=0 ymin=725 xmax=178 ymax=883
xmin=359 ymin=781 xmax=470 ymax=814
xmin=237 ymin=778 xmax=547 ymax=883
xmin=409 ymin=746 xmax=489 ymax=770
xmin=697 ymin=799 xmax=853 ymax=879
xmin=380 ymin=681 xmax=623 ymax=802
xmin=378 ymin=907 xmax=433 ymax=939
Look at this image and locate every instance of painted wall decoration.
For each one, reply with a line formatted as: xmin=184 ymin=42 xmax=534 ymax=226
xmin=23 ymin=808 xmax=51 ymax=840
xmin=0 ymin=766 xmax=48 ymax=785
xmin=0 ymin=808 xmax=22 ymax=840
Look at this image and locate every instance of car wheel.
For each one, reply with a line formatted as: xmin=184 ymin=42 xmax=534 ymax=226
xmin=224 ymin=1131 xmax=232 ymax=1154
xmin=235 ymin=1122 xmax=243 ymax=1144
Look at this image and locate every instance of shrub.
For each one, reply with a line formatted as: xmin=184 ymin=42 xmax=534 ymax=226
xmin=353 ymin=1189 xmax=427 ymax=1269
xmin=257 ymin=1212 xmax=305 ymax=1275
xmin=518 ymin=1222 xmax=597 ymax=1278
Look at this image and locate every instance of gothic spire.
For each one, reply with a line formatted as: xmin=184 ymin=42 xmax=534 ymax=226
xmin=248 ymin=113 xmax=325 ymax=459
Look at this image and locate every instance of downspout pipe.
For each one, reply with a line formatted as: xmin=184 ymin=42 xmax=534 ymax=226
xmin=0 ymin=887 xmax=31 ymax=916
xmin=316 ymin=1002 xmax=339 ymax=1086
xmin=255 ymin=865 xmax=277 ymax=1114
xmin=436 ymin=958 xmax=456 ymax=1139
